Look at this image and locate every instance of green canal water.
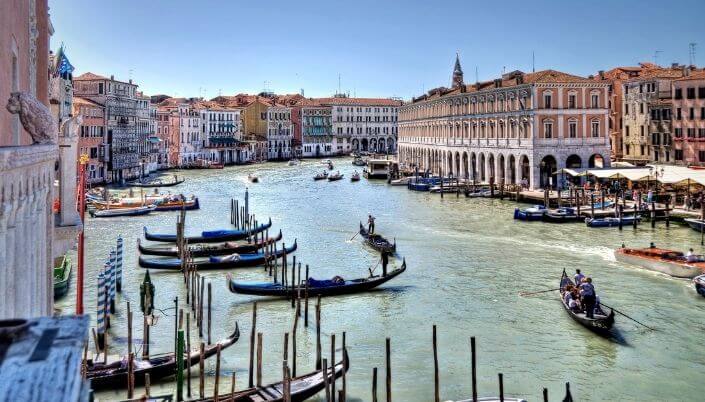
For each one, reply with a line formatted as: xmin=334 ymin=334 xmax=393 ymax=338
xmin=57 ymin=158 xmax=705 ymax=401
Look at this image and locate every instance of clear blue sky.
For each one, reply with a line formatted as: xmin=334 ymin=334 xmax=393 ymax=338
xmin=50 ymin=0 xmax=705 ymax=100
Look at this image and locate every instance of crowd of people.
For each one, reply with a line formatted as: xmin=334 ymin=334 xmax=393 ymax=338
xmin=563 ymin=269 xmax=601 ymax=319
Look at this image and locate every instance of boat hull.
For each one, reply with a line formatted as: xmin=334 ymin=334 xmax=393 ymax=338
xmin=90 ymin=205 xmax=156 ymax=218
xmin=513 ymin=207 xmax=545 ymax=221
xmin=144 ymin=219 xmax=272 ymax=243
xmin=138 ymin=231 xmax=283 ymax=257
xmin=139 ymin=242 xmax=297 ymax=270
xmin=614 ymin=249 xmax=704 ymax=278
xmin=560 ymin=271 xmax=615 ymax=334
xmin=694 ymin=275 xmax=705 ymax=297
xmin=585 ymin=216 xmax=640 ymax=227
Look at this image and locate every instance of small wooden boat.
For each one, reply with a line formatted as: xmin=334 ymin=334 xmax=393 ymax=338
xmin=352 ymin=157 xmax=366 ymax=166
xmin=359 ymin=222 xmax=396 ymax=253
xmin=153 ymin=197 xmax=200 ymax=211
xmin=464 ymin=189 xmax=492 ymax=198
xmin=144 ymin=218 xmax=272 ymax=243
xmin=684 ymin=218 xmax=705 ymax=232
xmin=614 ymin=246 xmax=705 ymax=278
xmin=91 ymin=196 xmax=199 ymax=212
xmin=89 ymin=204 xmax=157 ymax=218
xmin=229 ymin=259 xmax=406 ymax=297
xmin=248 ymin=174 xmax=259 ymax=183
xmin=407 ymin=181 xmax=431 ymax=191
xmin=351 ymin=171 xmax=361 ymax=182
xmin=513 ymin=205 xmax=546 ymax=221
xmin=543 ymin=207 xmax=582 ymax=223
xmin=53 ymin=255 xmax=72 ymax=299
xmin=320 ymin=159 xmax=332 ymax=165
xmin=128 ymin=177 xmax=185 ymax=188
xmin=327 ymin=172 xmax=344 ymax=181
xmin=313 ymin=171 xmax=328 ymax=181
xmin=559 ymin=270 xmax=614 ymax=334
xmin=287 ymin=159 xmax=300 ymax=166
xmin=192 ymin=349 xmax=348 ymax=402
xmin=694 ymin=274 xmax=705 ymax=297
xmin=87 ymin=323 xmax=240 ymax=390
xmin=585 ymin=215 xmax=640 ymax=228
xmin=138 ymin=241 xmax=297 ymax=270
xmin=138 ymin=230 xmax=283 ymax=257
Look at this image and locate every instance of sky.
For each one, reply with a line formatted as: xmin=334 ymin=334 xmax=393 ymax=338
xmin=50 ymin=0 xmax=705 ymax=100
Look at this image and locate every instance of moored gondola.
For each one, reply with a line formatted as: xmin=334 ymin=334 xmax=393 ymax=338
xmin=87 ymin=322 xmax=239 ymax=390
xmin=89 ymin=204 xmax=157 ymax=218
xmin=192 ymin=349 xmax=348 ymax=402
xmin=144 ymin=218 xmax=272 ymax=243
xmin=585 ymin=215 xmax=640 ymax=228
xmin=228 ymin=259 xmax=406 ymax=297
xmin=138 ymin=240 xmax=297 ymax=270
xmin=359 ymin=222 xmax=396 ymax=253
xmin=559 ymin=270 xmax=614 ymax=334
xmin=138 ymin=230 xmax=283 ymax=257
xmin=128 ymin=177 xmax=185 ymax=188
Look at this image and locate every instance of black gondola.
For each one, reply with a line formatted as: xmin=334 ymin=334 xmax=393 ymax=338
xmin=559 ymin=270 xmax=614 ymax=334
xmin=139 ymin=240 xmax=297 ymax=270
xmin=87 ymin=322 xmax=239 ymax=390
xmin=128 ymin=178 xmax=185 ymax=188
xmin=192 ymin=349 xmax=348 ymax=402
xmin=542 ymin=207 xmax=582 ymax=223
xmin=228 ymin=259 xmax=406 ymax=297
xmin=359 ymin=222 xmax=396 ymax=253
xmin=144 ymin=218 xmax=272 ymax=243
xmin=138 ymin=230 xmax=283 ymax=257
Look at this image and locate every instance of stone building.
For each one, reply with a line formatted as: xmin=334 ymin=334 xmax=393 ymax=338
xmin=295 ymin=100 xmax=333 ymax=157
xmin=397 ymin=57 xmax=611 ymax=189
xmin=318 ymin=96 xmax=402 ymax=154
xmin=178 ymin=102 xmax=202 ymax=166
xmin=621 ymin=65 xmax=688 ymax=165
xmin=73 ymin=72 xmax=144 ymax=182
xmin=197 ymin=101 xmax=247 ymax=164
xmin=672 ymin=70 xmax=705 ymax=165
xmin=266 ymin=104 xmax=293 ymax=160
xmin=1 ymin=0 xmax=81 ymax=318
xmin=74 ymin=96 xmax=107 ymax=183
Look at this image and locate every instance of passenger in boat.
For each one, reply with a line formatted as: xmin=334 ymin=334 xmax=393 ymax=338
xmin=332 ymin=276 xmax=345 ymax=284
xmin=368 ymin=214 xmax=376 ymax=234
xmin=580 ymin=277 xmax=596 ymax=319
xmin=686 ymin=248 xmax=697 ymax=262
xmin=574 ymin=269 xmax=585 ymax=285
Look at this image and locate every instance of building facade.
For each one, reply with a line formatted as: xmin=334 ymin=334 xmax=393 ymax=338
xmin=178 ymin=103 xmax=202 ymax=165
xmin=73 ymin=72 xmax=145 ymax=182
xmin=318 ymin=96 xmax=402 ymax=155
xmin=198 ymin=103 xmax=246 ymax=164
xmin=300 ymin=103 xmax=333 ymax=157
xmin=397 ymin=58 xmax=611 ymax=189
xmin=266 ymin=105 xmax=293 ymax=160
xmin=74 ymin=96 xmax=107 ymax=183
xmin=672 ymin=71 xmax=705 ymax=165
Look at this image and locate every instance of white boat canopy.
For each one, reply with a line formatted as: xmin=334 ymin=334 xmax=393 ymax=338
xmin=555 ymin=164 xmax=705 ymax=186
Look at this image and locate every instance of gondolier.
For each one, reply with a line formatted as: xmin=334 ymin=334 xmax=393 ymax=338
xmin=580 ymin=277 xmax=596 ymax=319
xmin=368 ymin=214 xmax=376 ymax=234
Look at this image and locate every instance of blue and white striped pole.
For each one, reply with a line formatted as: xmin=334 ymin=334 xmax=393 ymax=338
xmin=116 ymin=236 xmax=123 ymax=292
xmin=107 ymin=253 xmax=116 ymax=314
xmin=96 ymin=271 xmax=106 ymax=349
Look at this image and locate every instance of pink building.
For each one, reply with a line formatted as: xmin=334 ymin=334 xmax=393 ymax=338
xmin=672 ymin=70 xmax=705 ymax=165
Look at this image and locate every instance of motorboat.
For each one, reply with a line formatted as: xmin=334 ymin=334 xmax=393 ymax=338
xmin=514 ymin=205 xmax=546 ymax=221
xmin=615 ymin=245 xmax=705 ymax=278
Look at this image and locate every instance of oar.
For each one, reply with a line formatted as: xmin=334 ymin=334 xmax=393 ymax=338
xmin=519 ymin=288 xmax=560 ymax=297
xmin=600 ymin=302 xmax=655 ymax=331
xmin=368 ymin=259 xmax=381 ymax=277
xmin=350 ymin=232 xmax=359 ymax=241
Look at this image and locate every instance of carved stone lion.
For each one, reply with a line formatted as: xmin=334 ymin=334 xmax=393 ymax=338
xmin=5 ymin=91 xmax=58 ymax=145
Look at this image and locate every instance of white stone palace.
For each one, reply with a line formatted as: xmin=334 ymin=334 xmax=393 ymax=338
xmin=397 ymin=55 xmax=612 ymax=189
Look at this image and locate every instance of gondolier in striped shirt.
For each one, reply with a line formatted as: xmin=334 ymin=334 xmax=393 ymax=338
xmin=579 ymin=277 xmax=596 ymax=319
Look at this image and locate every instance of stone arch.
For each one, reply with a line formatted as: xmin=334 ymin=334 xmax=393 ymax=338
xmin=488 ymin=153 xmax=496 ymax=182
xmin=498 ymin=154 xmax=505 ymax=182
xmin=352 ymin=138 xmax=360 ymax=151
xmin=462 ymin=152 xmax=469 ymax=179
xmin=508 ymin=154 xmax=517 ymax=184
xmin=361 ymin=138 xmax=368 ymax=151
xmin=539 ymin=155 xmax=557 ymax=189
xmin=471 ymin=152 xmax=477 ymax=181
xmin=588 ymin=153 xmax=604 ymax=168
xmin=378 ymin=138 xmax=386 ymax=153
xmin=370 ymin=138 xmax=377 ymax=152
xmin=479 ymin=153 xmax=486 ymax=182
xmin=387 ymin=137 xmax=395 ymax=152
xmin=520 ymin=154 xmax=530 ymax=187
xmin=454 ymin=151 xmax=461 ymax=178
xmin=566 ymin=154 xmax=582 ymax=169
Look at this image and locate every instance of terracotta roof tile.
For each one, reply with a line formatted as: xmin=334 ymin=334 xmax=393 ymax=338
xmin=74 ymin=72 xmax=109 ymax=81
xmin=315 ymin=97 xmax=402 ymax=106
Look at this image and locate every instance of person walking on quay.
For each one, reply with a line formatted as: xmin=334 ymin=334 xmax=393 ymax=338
xmin=647 ymin=189 xmax=654 ymax=204
xmin=368 ymin=214 xmax=376 ymax=234
xmin=580 ymin=277 xmax=596 ymax=319
xmin=381 ymin=250 xmax=389 ymax=277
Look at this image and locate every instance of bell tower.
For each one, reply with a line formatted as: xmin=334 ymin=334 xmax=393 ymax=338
xmin=452 ymin=53 xmax=464 ymax=89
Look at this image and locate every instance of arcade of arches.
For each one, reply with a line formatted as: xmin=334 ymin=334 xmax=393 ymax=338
xmin=397 ymin=146 xmax=606 ymax=189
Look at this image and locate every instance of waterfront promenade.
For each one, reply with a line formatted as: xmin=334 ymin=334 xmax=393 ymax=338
xmin=58 ymin=158 xmax=705 ymax=401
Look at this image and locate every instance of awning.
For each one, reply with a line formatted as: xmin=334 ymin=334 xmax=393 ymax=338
xmin=552 ymin=168 xmax=584 ymax=177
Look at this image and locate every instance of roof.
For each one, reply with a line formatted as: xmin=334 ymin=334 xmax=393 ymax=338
xmin=315 ymin=97 xmax=403 ymax=107
xmin=72 ymin=96 xmax=104 ymax=107
xmin=74 ymin=72 xmax=109 ymax=81
xmin=674 ymin=69 xmax=705 ymax=82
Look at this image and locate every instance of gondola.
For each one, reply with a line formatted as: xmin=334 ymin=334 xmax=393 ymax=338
xmin=359 ymin=222 xmax=396 ymax=253
xmin=144 ymin=218 xmax=272 ymax=243
xmin=585 ymin=215 xmax=640 ymax=228
xmin=351 ymin=171 xmax=361 ymax=182
xmin=328 ymin=172 xmax=344 ymax=181
xmin=192 ymin=349 xmax=348 ymax=402
xmin=542 ymin=207 xmax=582 ymax=223
xmin=138 ymin=230 xmax=283 ymax=257
xmin=138 ymin=240 xmax=297 ymax=270
xmin=87 ymin=322 xmax=239 ymax=390
xmin=559 ymin=270 xmax=614 ymax=334
xmin=684 ymin=218 xmax=705 ymax=232
xmin=89 ymin=204 xmax=157 ymax=218
xmin=228 ymin=259 xmax=406 ymax=297
xmin=313 ymin=172 xmax=328 ymax=181
xmin=694 ymin=274 xmax=705 ymax=297
xmin=128 ymin=178 xmax=185 ymax=188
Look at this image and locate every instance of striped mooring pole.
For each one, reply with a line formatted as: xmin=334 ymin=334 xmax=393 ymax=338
xmin=96 ymin=271 xmax=106 ymax=349
xmin=107 ymin=253 xmax=116 ymax=314
xmin=116 ymin=236 xmax=124 ymax=292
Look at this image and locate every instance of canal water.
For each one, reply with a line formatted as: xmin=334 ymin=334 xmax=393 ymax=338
xmin=58 ymin=158 xmax=705 ymax=401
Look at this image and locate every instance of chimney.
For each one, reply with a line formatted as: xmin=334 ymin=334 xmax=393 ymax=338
xmin=494 ymin=79 xmax=502 ymax=88
xmin=671 ymin=62 xmax=679 ymax=69
xmin=598 ymin=70 xmax=605 ymax=80
xmin=516 ymin=74 xmax=524 ymax=85
xmin=682 ymin=65 xmax=690 ymax=76
xmin=129 ymin=79 xmax=133 ymax=84
xmin=110 ymin=75 xmax=114 ymax=80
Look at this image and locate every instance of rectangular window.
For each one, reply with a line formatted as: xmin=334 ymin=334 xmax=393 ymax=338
xmin=568 ymin=94 xmax=576 ymax=108
xmin=675 ymin=149 xmax=683 ymax=161
xmin=544 ymin=94 xmax=552 ymax=109
xmin=700 ymin=128 xmax=705 ymax=138
xmin=591 ymin=121 xmax=599 ymax=137
xmin=569 ymin=121 xmax=577 ymax=138
xmin=677 ymin=108 xmax=682 ymax=120
xmin=675 ymin=88 xmax=682 ymax=99
xmin=700 ymin=151 xmax=705 ymax=162
xmin=591 ymin=94 xmax=599 ymax=108
xmin=640 ymin=126 xmax=644 ymax=136
xmin=699 ymin=87 xmax=705 ymax=99
xmin=688 ymin=128 xmax=695 ymax=138
xmin=639 ymin=103 xmax=644 ymax=114
xmin=690 ymin=108 xmax=695 ymax=120
xmin=675 ymin=128 xmax=683 ymax=138
xmin=687 ymin=88 xmax=696 ymax=99
xmin=626 ymin=126 xmax=630 ymax=136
